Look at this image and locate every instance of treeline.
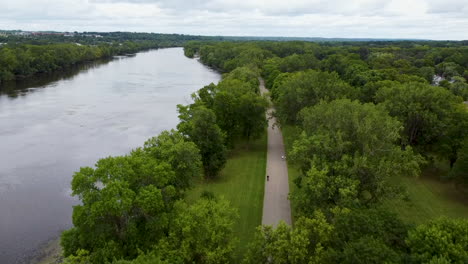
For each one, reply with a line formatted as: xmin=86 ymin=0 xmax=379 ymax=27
xmin=0 ymin=42 xmax=158 ymax=83
xmin=186 ymin=40 xmax=468 ymax=99
xmin=188 ymin=41 xmax=468 ymax=263
xmin=60 ymin=59 xmax=268 ymax=262
xmin=0 ymin=31 xmax=223 ymax=46
xmin=0 ymin=32 xmax=225 ymax=84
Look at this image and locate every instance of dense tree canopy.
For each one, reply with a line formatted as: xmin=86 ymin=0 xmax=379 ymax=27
xmin=290 ymin=99 xmax=422 ymax=214
xmin=271 ymin=70 xmax=357 ymax=124
xmin=406 ymin=218 xmax=468 ymax=263
xmin=177 ymin=105 xmax=227 ymax=178
xmin=56 ymin=38 xmax=468 ymax=263
xmin=191 ymin=75 xmax=268 ymax=145
xmin=142 ymin=130 xmax=202 ymax=189
xmin=375 ymin=82 xmax=467 ymax=159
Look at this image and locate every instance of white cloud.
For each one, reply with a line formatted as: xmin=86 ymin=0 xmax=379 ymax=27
xmin=0 ymin=0 xmax=467 ymax=40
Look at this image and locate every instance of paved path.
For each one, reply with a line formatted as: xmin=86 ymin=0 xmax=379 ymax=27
xmin=260 ymin=78 xmax=292 ymax=226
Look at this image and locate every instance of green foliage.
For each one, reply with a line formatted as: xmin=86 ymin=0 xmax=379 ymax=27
xmin=436 ymin=62 xmax=463 ymax=78
xmin=419 ymin=66 xmax=436 ymax=83
xmin=112 ymin=198 xmax=237 ymax=264
xmin=142 ymin=130 xmax=202 ymax=189
xmin=290 ymin=99 xmax=422 ymax=214
xmin=0 ymin=42 xmax=159 ymax=83
xmin=376 ymin=82 xmax=465 ymax=158
xmin=61 ymin=130 xmax=206 ymax=262
xmin=222 ymin=66 xmax=260 ymax=91
xmin=113 ymin=252 xmax=165 ymax=264
xmin=64 ymin=152 xmax=178 ymax=262
xmin=337 ymin=236 xmax=401 ymax=264
xmin=155 ymin=198 xmax=238 ymax=264
xmin=192 ymin=75 xmax=268 ymax=144
xmin=62 ymin=249 xmax=91 ymax=264
xmin=360 ymin=80 xmax=399 ymax=103
xmin=243 ymin=211 xmax=333 ymax=264
xmin=57 ymin=39 xmax=468 ymax=263
xmin=186 ymin=135 xmax=267 ymax=260
xmin=450 ymin=137 xmax=468 ymax=186
xmin=448 ymin=76 xmax=468 ymax=100
xmin=406 ymin=218 xmax=468 ymax=263
xmin=272 ymin=70 xmax=357 ymax=124
xmin=177 ymin=105 xmax=227 ymax=178
xmin=331 ymin=207 xmax=408 ymax=251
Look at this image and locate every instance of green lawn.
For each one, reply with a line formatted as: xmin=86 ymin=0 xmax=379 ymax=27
xmin=186 ymin=134 xmax=267 ymax=259
xmin=384 ymin=164 xmax=468 ymax=225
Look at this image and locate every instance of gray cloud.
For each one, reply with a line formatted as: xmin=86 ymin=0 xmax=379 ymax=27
xmin=0 ymin=0 xmax=467 ymax=40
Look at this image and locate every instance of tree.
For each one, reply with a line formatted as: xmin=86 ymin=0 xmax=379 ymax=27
xmin=330 ymin=207 xmax=408 ymax=251
xmin=448 ymin=76 xmax=468 ymax=100
xmin=450 ymin=137 xmax=468 ymax=187
xmin=272 ymin=70 xmax=357 ymax=124
xmin=360 ymin=80 xmax=399 ymax=103
xmin=155 ymin=198 xmax=238 ymax=264
xmin=142 ymin=130 xmax=202 ymax=189
xmin=62 ymin=152 xmax=180 ymax=262
xmin=243 ymin=211 xmax=333 ymax=264
xmin=210 ymin=78 xmax=268 ymax=143
xmin=338 ymin=236 xmax=401 ymax=264
xmin=0 ymin=47 xmax=17 ymax=82
xmin=406 ymin=218 xmax=468 ymax=263
xmin=376 ymin=82 xmax=463 ymax=153
xmin=114 ymin=253 xmax=166 ymax=264
xmin=290 ymin=99 xmax=422 ymax=214
xmin=419 ymin=66 xmax=435 ymax=83
xmin=435 ymin=62 xmax=463 ymax=79
xmin=177 ymin=105 xmax=227 ymax=178
xmin=222 ymin=66 xmax=260 ymax=91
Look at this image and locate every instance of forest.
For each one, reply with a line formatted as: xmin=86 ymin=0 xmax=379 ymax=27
xmin=57 ymin=39 xmax=468 ymax=263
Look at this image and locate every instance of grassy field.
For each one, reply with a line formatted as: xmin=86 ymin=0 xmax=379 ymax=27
xmin=384 ymin=163 xmax=468 ymax=225
xmin=186 ymin=134 xmax=267 ymax=259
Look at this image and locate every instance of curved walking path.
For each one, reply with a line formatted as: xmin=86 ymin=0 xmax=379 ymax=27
xmin=260 ymin=78 xmax=292 ymax=226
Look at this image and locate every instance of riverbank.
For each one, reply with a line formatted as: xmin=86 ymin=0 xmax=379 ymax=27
xmin=28 ymin=238 xmax=62 ymax=264
xmin=0 ymin=43 xmax=160 ymax=85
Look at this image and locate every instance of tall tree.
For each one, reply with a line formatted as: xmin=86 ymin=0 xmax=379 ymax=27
xmin=272 ymin=70 xmax=357 ymax=124
xmin=290 ymin=99 xmax=422 ymax=214
xmin=177 ymin=105 xmax=227 ymax=178
xmin=62 ymin=152 xmax=180 ymax=262
xmin=406 ymin=218 xmax=468 ymax=263
xmin=155 ymin=197 xmax=238 ymax=264
xmin=142 ymin=130 xmax=202 ymax=189
xmin=375 ymin=82 xmax=465 ymax=156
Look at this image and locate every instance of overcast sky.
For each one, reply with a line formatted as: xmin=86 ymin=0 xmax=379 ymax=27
xmin=1 ymin=0 xmax=467 ymax=40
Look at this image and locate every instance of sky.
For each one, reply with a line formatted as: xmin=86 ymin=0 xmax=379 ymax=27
xmin=1 ymin=0 xmax=467 ymax=40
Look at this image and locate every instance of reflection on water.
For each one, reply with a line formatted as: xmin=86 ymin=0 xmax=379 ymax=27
xmin=0 ymin=57 xmax=120 ymax=98
xmin=0 ymin=48 xmax=220 ymax=263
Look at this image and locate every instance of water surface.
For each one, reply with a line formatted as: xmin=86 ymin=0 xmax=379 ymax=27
xmin=0 ymin=48 xmax=220 ymax=263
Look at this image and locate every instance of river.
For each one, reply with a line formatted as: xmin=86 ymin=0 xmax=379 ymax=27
xmin=0 ymin=47 xmax=221 ymax=263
